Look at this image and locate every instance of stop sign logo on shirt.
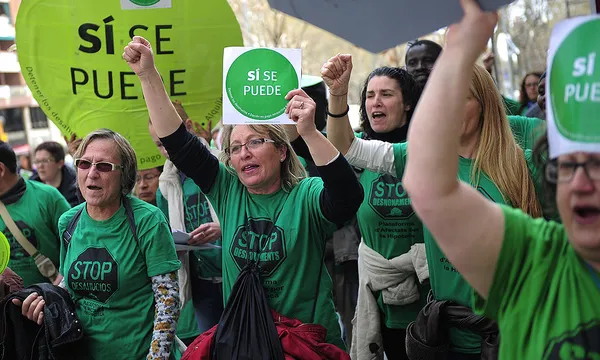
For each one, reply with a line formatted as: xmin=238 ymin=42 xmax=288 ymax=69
xmin=231 ymin=218 xmax=286 ymax=277
xmin=68 ymin=247 xmax=119 ymax=303
xmin=368 ymin=174 xmax=415 ymax=220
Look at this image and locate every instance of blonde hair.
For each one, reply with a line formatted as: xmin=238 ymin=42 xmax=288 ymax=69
xmin=469 ymin=65 xmax=542 ymax=217
xmin=220 ymin=124 xmax=307 ymax=192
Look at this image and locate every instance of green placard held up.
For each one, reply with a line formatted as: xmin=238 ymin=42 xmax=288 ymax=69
xmin=16 ymin=0 xmax=243 ymax=169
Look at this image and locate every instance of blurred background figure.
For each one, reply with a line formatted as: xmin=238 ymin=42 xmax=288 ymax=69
xmin=525 ymin=71 xmax=547 ymax=120
xmin=17 ymin=154 xmax=34 ymax=180
xmin=518 ymin=72 xmax=543 ymax=116
xmin=30 ymin=141 xmax=80 ymax=207
xmin=134 ymin=166 xmax=163 ymax=206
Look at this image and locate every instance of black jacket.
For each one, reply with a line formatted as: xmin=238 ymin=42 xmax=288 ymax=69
xmin=31 ymin=165 xmax=82 ymax=207
xmin=405 ymin=290 xmax=499 ymax=360
xmin=0 ymin=283 xmax=87 ymax=360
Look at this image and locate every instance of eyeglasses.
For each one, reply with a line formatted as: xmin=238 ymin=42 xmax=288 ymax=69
xmin=74 ymin=159 xmax=122 ymax=172
xmin=33 ymin=158 xmax=55 ymax=166
xmin=136 ymin=173 xmax=159 ymax=183
xmin=546 ymin=159 xmax=600 ymax=184
xmin=225 ymin=138 xmax=276 ymax=156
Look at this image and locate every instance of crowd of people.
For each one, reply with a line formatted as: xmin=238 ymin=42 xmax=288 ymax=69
xmin=0 ymin=0 xmax=598 ymax=359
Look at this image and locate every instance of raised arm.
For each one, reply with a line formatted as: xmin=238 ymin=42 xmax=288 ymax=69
xmin=402 ymin=0 xmax=503 ymax=298
xmin=322 ymin=55 xmax=355 ymax=155
xmin=285 ymin=89 xmax=363 ymax=225
xmin=123 ymin=36 xmax=182 ymax=138
xmin=124 ymin=36 xmax=219 ymax=192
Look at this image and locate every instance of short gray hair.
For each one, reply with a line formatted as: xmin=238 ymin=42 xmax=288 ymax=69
xmin=74 ymin=129 xmax=137 ymax=196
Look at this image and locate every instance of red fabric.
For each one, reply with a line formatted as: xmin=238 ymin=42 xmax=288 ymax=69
xmin=0 ymin=267 xmax=24 ymax=299
xmin=181 ymin=310 xmax=350 ymax=360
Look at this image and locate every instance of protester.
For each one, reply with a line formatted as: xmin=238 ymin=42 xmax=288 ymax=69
xmin=525 ymin=71 xmax=547 ymax=120
xmin=286 ymin=75 xmax=361 ymax=347
xmin=124 ymin=35 xmax=364 ymax=349
xmin=518 ymin=72 xmax=542 ymax=116
xmin=402 ymin=1 xmax=600 ymax=358
xmin=150 ymin=111 xmax=224 ymax=343
xmin=405 ymin=39 xmax=443 ymax=90
xmin=13 ymin=129 xmax=181 ymax=360
xmin=327 ymin=56 xmax=542 ymax=357
xmin=0 ymin=141 xmax=70 ymax=286
xmin=31 ymin=141 xmax=80 ymax=207
xmin=135 ymin=165 xmax=163 ymax=205
xmin=317 ymin=60 xmax=427 ymax=359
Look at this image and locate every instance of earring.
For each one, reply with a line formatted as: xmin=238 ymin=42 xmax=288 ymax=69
xmin=280 ymin=158 xmax=284 ymax=162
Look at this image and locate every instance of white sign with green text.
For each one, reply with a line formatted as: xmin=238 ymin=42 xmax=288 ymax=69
xmin=548 ymin=15 xmax=600 ymax=158
xmin=222 ymin=47 xmax=301 ymax=124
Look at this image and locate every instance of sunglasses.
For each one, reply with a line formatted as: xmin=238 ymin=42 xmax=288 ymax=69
xmin=74 ymin=159 xmax=122 ymax=172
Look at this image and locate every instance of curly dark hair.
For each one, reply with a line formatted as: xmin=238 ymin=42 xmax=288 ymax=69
xmin=358 ymin=67 xmax=422 ymax=139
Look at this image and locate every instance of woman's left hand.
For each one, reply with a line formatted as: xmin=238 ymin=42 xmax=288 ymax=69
xmin=285 ymin=89 xmax=317 ymax=138
xmin=189 ymin=222 xmax=221 ymax=245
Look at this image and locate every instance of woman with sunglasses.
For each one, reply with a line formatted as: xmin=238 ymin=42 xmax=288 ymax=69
xmin=401 ymin=0 xmax=600 ymax=358
xmin=15 ymin=129 xmax=181 ymax=360
xmin=123 ymin=36 xmax=363 ymax=350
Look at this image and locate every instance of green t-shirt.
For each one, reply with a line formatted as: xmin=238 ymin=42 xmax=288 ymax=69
xmin=156 ymin=176 xmax=222 ymax=279
xmin=5 ymin=180 xmax=70 ymax=286
xmin=474 ymin=206 xmax=600 ymax=359
xmin=508 ymin=115 xmax=544 ymax=150
xmin=392 ymin=143 xmax=538 ymax=353
xmin=156 ymin=176 xmax=221 ymax=340
xmin=357 ymin=168 xmax=429 ymax=328
xmin=59 ymin=197 xmax=181 ymax=360
xmin=207 ymin=164 xmax=343 ymax=348
xmin=502 ymin=96 xmax=521 ymax=116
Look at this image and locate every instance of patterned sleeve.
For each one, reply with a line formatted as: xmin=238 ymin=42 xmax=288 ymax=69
xmin=147 ymin=272 xmax=180 ymax=360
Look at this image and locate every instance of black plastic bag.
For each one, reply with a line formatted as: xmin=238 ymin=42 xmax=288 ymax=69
xmin=211 ymin=262 xmax=285 ymax=360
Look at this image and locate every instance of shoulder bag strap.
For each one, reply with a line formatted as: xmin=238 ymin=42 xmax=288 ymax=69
xmin=63 ymin=207 xmax=85 ymax=246
xmin=0 ymin=200 xmax=38 ymax=257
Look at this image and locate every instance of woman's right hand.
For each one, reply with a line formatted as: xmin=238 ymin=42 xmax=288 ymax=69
xmin=12 ymin=292 xmax=45 ymax=325
xmin=122 ymin=36 xmax=156 ymax=77
xmin=321 ymin=54 xmax=353 ymax=97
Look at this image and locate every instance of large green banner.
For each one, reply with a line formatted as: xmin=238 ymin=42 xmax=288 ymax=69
xmin=16 ymin=0 xmax=243 ymax=169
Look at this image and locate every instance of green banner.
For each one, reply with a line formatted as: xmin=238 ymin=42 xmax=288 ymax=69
xmin=16 ymin=0 xmax=243 ymax=169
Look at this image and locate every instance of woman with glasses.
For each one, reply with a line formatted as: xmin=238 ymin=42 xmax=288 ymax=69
xmin=124 ymin=36 xmax=363 ymax=350
xmin=400 ymin=1 xmax=600 ymax=358
xmin=15 ymin=129 xmax=181 ymax=360
xmin=518 ymin=72 xmax=542 ymax=116
xmin=134 ymin=165 xmax=163 ymax=205
xmin=31 ymin=141 xmax=81 ymax=207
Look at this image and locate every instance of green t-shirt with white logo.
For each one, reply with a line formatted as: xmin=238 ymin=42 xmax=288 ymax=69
xmin=157 ymin=176 xmax=222 ymax=340
xmin=392 ymin=143 xmax=538 ymax=353
xmin=473 ymin=205 xmax=600 ymax=359
xmin=207 ymin=163 xmax=342 ymax=349
xmin=508 ymin=115 xmax=544 ymax=150
xmin=5 ymin=180 xmax=71 ymax=286
xmin=58 ymin=197 xmax=181 ymax=360
xmin=357 ymin=168 xmax=429 ymax=329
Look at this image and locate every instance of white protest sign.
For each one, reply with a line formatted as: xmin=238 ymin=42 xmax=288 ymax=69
xmin=222 ymin=47 xmax=301 ymax=124
xmin=547 ymin=15 xmax=600 ymax=158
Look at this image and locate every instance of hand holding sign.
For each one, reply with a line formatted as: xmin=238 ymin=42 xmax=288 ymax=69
xmin=122 ymin=36 xmax=156 ymax=77
xmin=321 ymin=54 xmax=353 ymax=97
xmin=446 ymin=0 xmax=498 ymax=63
xmin=285 ymin=89 xmax=317 ymax=138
